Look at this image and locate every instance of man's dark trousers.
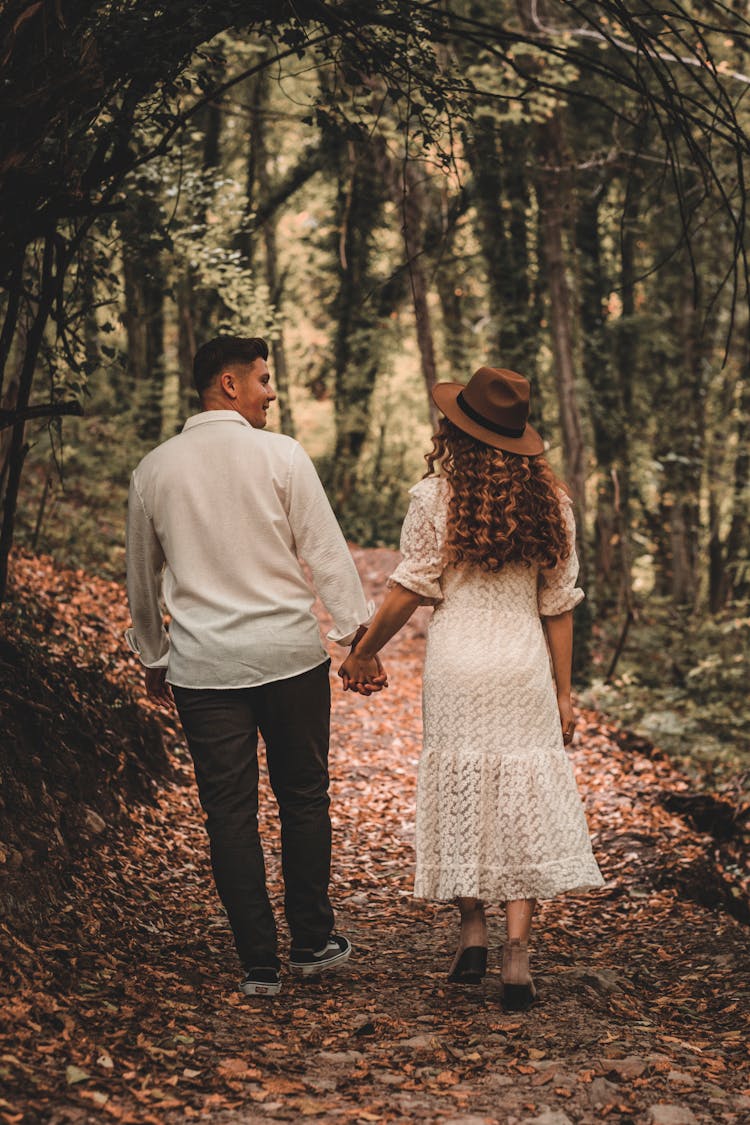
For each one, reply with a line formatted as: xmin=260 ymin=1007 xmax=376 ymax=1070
xmin=172 ymin=660 xmax=334 ymax=971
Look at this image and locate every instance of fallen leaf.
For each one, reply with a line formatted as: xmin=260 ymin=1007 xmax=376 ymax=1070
xmin=65 ymin=1065 xmax=90 ymax=1085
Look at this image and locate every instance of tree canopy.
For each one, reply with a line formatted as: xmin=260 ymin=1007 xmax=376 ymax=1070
xmin=2 ymin=1 xmax=750 ymax=702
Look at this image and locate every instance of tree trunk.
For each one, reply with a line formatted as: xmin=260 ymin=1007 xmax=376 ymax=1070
xmin=329 ymin=139 xmax=384 ymax=506
xmin=578 ymin=177 xmax=632 ymax=613
xmin=175 ymin=93 xmax=226 ymax=412
xmin=0 ymin=253 xmax=25 ymax=493
xmin=668 ymin=275 xmax=707 ymax=605
xmin=120 ymin=193 xmax=166 ymax=442
xmin=392 ymin=158 xmax=439 ymax=431
xmin=651 ymin=266 xmax=710 ymax=606
xmin=348 ymin=144 xmax=441 ymax=436
xmin=707 ymin=362 xmax=737 ymax=612
xmin=194 ymin=95 xmax=226 ymax=341
xmin=177 ymin=273 xmax=199 ymax=417
xmin=535 ymin=113 xmax=591 ymax=683
xmin=0 ymin=235 xmax=56 ymax=603
xmin=80 ymin=242 xmax=100 ymax=381
xmin=465 ymin=116 xmax=536 ymax=375
xmin=536 ymin=116 xmax=586 ymax=529
xmin=465 ymin=115 xmax=505 ymax=357
xmin=497 ymin=122 xmax=534 ymax=374
xmin=250 ymin=68 xmax=295 ymax=437
xmin=263 ymin=225 xmax=295 ymax=437
xmin=0 ymin=252 xmax=23 ymax=404
xmin=717 ymin=344 xmax=750 ymax=605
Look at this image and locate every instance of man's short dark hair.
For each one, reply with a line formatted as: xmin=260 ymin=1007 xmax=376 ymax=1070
xmin=193 ymin=336 xmax=269 ymax=396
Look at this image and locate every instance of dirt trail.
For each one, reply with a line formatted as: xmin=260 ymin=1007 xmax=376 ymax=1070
xmin=2 ymin=549 xmax=749 ymax=1124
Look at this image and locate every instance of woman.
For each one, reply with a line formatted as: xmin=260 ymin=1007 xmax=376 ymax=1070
xmin=339 ymin=367 xmax=604 ymax=1011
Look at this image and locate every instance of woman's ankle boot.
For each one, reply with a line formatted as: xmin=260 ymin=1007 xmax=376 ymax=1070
xmin=448 ymin=945 xmax=488 ymax=984
xmin=501 ymin=938 xmax=537 ymax=1011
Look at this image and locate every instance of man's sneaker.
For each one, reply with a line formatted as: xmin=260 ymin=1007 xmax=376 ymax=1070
xmin=289 ymin=934 xmax=352 ymax=977
xmin=240 ymin=967 xmax=281 ymax=997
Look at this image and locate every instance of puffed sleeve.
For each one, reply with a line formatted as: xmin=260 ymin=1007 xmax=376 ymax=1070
xmin=537 ymin=493 xmax=585 ymax=617
xmin=387 ymin=481 xmax=445 ymax=604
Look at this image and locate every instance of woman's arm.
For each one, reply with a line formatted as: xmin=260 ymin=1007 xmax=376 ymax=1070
xmin=339 ymin=583 xmax=425 ymax=694
xmin=542 ymin=609 xmax=575 ymax=744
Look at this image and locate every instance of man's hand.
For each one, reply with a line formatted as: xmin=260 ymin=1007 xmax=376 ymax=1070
xmin=338 ymin=650 xmax=388 ymax=696
xmin=145 ymin=667 xmax=172 ymax=703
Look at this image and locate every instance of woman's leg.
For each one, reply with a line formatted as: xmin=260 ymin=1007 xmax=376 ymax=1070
xmin=448 ymin=897 xmax=488 ymax=979
xmin=457 ymin=897 xmax=488 ymax=948
xmin=502 ymin=898 xmax=537 ymax=1010
xmin=506 ymin=898 xmax=536 ymax=942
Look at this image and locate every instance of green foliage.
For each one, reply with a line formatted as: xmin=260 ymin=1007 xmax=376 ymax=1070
xmin=318 ymin=454 xmax=409 ymax=549
xmin=467 ymin=45 xmax=581 ymax=127
xmin=584 ymin=601 xmax=750 ymax=781
xmin=141 ymin=134 xmax=279 ymax=336
xmin=14 ymin=374 xmax=152 ymax=580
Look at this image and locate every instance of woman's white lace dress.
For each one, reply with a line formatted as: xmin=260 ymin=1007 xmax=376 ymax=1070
xmin=388 ymin=476 xmax=604 ymax=901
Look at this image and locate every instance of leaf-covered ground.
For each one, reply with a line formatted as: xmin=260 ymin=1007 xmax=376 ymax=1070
xmin=1 ymin=549 xmax=749 ymax=1125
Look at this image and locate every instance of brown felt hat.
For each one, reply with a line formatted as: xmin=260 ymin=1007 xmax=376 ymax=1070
xmin=432 ymin=367 xmax=544 ymax=456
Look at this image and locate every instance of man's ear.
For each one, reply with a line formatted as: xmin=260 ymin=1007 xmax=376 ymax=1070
xmin=219 ymin=370 xmax=237 ymax=399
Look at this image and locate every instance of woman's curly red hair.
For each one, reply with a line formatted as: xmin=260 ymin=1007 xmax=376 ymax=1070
xmin=425 ymin=419 xmax=570 ymax=571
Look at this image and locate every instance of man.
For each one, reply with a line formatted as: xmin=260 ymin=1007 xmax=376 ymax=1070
xmin=125 ymin=335 xmax=381 ymax=996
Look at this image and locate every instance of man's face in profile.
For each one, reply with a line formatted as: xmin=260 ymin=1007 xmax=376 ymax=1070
xmin=229 ymin=359 xmax=276 ymax=428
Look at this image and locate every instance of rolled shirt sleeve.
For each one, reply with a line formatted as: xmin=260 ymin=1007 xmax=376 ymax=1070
xmin=537 ymin=493 xmax=585 ymax=617
xmin=125 ymin=474 xmax=170 ymax=668
xmin=387 ymin=483 xmax=445 ymax=604
xmin=286 ymin=444 xmax=374 ymax=645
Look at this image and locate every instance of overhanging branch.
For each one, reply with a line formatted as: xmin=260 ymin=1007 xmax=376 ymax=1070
xmin=0 ymin=400 xmax=84 ymax=432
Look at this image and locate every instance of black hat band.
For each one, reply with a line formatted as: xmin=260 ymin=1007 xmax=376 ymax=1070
xmin=456 ymin=391 xmax=526 ymax=439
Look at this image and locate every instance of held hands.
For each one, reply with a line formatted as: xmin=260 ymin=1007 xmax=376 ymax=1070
xmin=338 ymin=647 xmax=388 ymax=696
xmin=338 ymin=587 xmax=421 ymax=696
xmin=558 ymin=691 xmax=575 ymax=746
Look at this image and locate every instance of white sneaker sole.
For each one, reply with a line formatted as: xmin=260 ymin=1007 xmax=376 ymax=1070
xmin=240 ymin=979 xmax=282 ymax=997
xmin=291 ymin=945 xmax=352 ymax=978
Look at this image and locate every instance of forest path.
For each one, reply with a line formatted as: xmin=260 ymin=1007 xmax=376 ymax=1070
xmin=4 ymin=549 xmax=749 ymax=1125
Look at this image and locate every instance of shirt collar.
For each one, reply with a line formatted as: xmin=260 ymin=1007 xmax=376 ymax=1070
xmin=182 ymin=410 xmax=252 ymax=431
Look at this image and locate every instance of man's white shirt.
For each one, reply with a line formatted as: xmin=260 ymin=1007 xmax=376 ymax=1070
xmin=126 ymin=410 xmax=373 ymax=688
